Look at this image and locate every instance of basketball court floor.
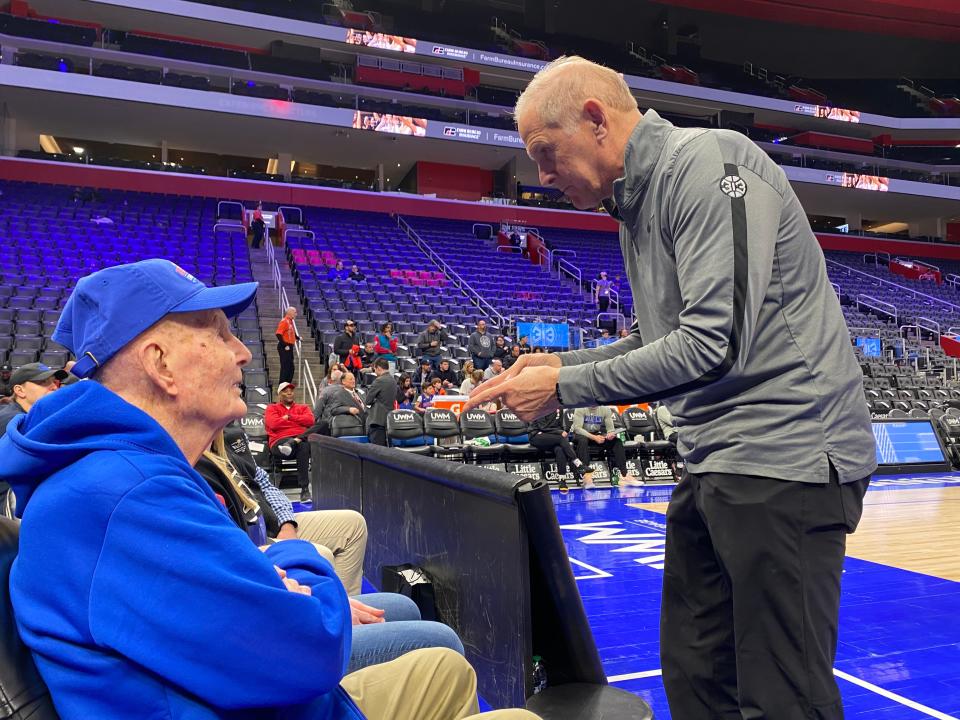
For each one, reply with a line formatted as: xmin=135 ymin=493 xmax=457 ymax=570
xmin=554 ymin=473 xmax=960 ymax=719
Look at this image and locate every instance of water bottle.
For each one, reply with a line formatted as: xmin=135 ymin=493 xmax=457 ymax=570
xmin=532 ymin=655 xmax=548 ymax=694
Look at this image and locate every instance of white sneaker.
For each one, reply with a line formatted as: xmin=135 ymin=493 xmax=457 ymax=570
xmin=278 ymin=444 xmax=293 ymax=457
xmin=619 ymin=474 xmax=642 ymax=487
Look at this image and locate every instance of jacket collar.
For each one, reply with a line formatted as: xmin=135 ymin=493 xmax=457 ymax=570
xmin=607 ymin=109 xmax=674 ymax=222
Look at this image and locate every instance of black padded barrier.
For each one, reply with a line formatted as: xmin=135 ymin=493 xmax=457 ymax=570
xmin=310 ymin=436 xmax=654 ymax=718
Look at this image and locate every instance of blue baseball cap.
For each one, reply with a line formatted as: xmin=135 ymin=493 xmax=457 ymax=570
xmin=55 ymin=259 xmax=259 ymax=379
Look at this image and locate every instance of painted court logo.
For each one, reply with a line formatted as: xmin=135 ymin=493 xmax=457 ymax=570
xmin=719 ymin=175 xmax=747 ymax=199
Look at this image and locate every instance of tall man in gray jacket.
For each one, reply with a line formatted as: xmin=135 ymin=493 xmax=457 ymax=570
xmin=365 ymin=359 xmax=397 ymax=446
xmin=467 ymin=320 xmax=496 ymax=371
xmin=467 ymin=56 xmax=875 ymax=720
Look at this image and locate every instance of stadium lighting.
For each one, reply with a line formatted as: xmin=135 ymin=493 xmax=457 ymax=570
xmin=72 ymin=146 xmax=85 ymax=154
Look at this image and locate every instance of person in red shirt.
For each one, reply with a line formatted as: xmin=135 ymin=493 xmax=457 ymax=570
xmin=264 ymin=381 xmax=315 ymax=502
xmin=275 ymin=307 xmax=299 ymax=386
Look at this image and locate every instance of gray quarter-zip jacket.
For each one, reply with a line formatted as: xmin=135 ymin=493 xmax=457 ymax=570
xmin=556 ymin=110 xmax=876 ymax=484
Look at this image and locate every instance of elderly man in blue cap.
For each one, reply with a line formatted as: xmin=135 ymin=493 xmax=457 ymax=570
xmin=0 ymin=259 xmax=536 ymax=720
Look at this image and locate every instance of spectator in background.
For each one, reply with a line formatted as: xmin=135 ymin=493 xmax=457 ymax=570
xmin=327 ymin=260 xmax=350 ymax=281
xmin=348 ymin=264 xmax=366 ymax=282
xmin=333 ymin=319 xmax=358 ymax=364
xmin=374 ymin=322 xmax=398 ymax=372
xmin=618 ymin=327 xmax=630 ymax=339
xmin=320 ymin=364 xmax=344 ymax=389
xmin=365 ymin=359 xmax=396 ymax=446
xmin=483 ymin=358 xmax=504 ymax=381
xmin=343 ymin=344 xmax=364 ymax=376
xmin=396 ymin=374 xmax=414 ymax=404
xmin=416 ymin=319 xmax=449 ymax=374
xmin=0 ymin=363 xmax=67 ymax=437
xmin=275 ymin=307 xmax=299 ymax=385
xmin=326 ymin=371 xmax=367 ymax=430
xmin=468 ymin=319 xmax=495 ymax=371
xmin=0 ymin=364 xmax=13 ymax=399
xmin=528 ymin=409 xmax=586 ymax=492
xmin=503 ymin=345 xmax=522 ymax=370
xmin=250 ymin=203 xmax=266 ymax=249
xmin=595 ymin=271 xmax=613 ymax=315
xmin=493 ymin=335 xmax=508 ymax=361
xmin=397 ymin=384 xmax=417 ymax=411
xmin=571 ymin=405 xmax=639 ymax=488
xmin=532 ymin=347 xmax=545 ymax=354
xmin=460 ymin=369 xmax=484 ymax=396
xmin=309 ymin=369 xmax=344 ymax=437
xmin=265 ymin=381 xmax=315 ymax=503
xmin=517 ymin=336 xmax=532 ymax=355
xmin=415 ymin=359 xmax=432 ymax=389
xmin=415 ymin=382 xmax=437 ymax=413
xmin=436 ymin=359 xmax=458 ymax=390
xmin=458 ymin=360 xmax=475 ymax=386
xmin=360 ymin=341 xmax=377 ymax=369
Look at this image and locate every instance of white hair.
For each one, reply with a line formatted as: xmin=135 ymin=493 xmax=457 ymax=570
xmin=514 ymin=56 xmax=637 ymax=132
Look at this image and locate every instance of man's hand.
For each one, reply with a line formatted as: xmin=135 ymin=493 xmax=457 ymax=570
xmin=350 ymin=598 xmax=386 ymax=626
xmin=274 ymin=566 xmax=311 ymax=596
xmin=561 ymin=431 xmax=568 ymax=438
xmin=431 ymin=340 xmax=439 ymax=347
xmin=349 ymin=407 xmax=360 ymax=416
xmin=464 ymin=362 xmax=562 ymax=422
xmin=605 ymin=432 xmax=617 ymax=441
xmin=276 ymin=523 xmax=298 ymax=541
xmin=465 ymin=353 xmax=561 ymax=413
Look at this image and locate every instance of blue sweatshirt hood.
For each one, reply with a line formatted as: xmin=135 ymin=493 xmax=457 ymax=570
xmin=0 ymin=381 xmax=184 ymax=517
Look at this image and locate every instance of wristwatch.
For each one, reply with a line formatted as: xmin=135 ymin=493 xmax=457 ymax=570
xmin=555 ymin=382 xmax=564 ymax=406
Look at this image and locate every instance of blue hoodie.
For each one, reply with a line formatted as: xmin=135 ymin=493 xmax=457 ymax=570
xmin=1 ymin=381 xmax=364 ymax=720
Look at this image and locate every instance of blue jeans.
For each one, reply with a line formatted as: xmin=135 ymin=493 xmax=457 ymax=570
xmin=349 ymin=592 xmax=464 ymax=672
xmin=472 ymin=356 xmax=491 ymax=371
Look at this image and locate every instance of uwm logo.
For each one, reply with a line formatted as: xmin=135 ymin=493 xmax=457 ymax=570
xmin=626 ymin=410 xmax=648 ymax=421
xmin=429 ymin=409 xmax=455 ymax=421
xmin=393 ymin=411 xmax=416 ymax=422
xmin=241 ymin=415 xmax=264 ymax=429
xmin=464 ymin=411 xmax=488 ymax=422
xmin=500 ymin=411 xmax=519 ymax=421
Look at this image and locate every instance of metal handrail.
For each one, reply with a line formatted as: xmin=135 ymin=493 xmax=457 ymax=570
xmin=216 ymin=201 xmax=245 ymax=225
xmin=556 ymin=257 xmax=581 ymax=288
xmin=212 ymin=222 xmax=246 ymax=236
xmin=596 ymin=312 xmax=626 ymax=331
xmin=396 ymin=216 xmax=507 ymax=328
xmin=916 ymin=316 xmax=942 ymax=341
xmin=831 ymin=282 xmax=841 ymax=296
xmin=277 ymin=206 xmax=303 ymax=228
xmin=496 ymin=245 xmax=523 ymax=254
xmin=856 ymin=294 xmax=898 ymax=324
xmin=946 ymin=274 xmax=960 ymax=289
xmin=828 ymin=259 xmax=960 ymax=313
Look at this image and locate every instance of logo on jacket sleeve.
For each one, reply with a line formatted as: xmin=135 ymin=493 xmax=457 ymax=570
xmin=719 ymin=175 xmax=747 ymax=199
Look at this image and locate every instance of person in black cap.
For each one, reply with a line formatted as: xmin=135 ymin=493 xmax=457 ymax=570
xmin=0 ymin=363 xmax=13 ymax=399
xmin=0 ymin=362 xmax=68 ymax=436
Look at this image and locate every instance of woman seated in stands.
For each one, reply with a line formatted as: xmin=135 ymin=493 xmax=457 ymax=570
xmin=493 ymin=335 xmax=508 ymax=361
xmin=457 ymin=360 xmax=475 ymax=386
xmin=396 ymin=374 xmax=415 ymax=409
xmin=460 ymin=369 xmax=484 ymax=396
xmin=195 ymin=426 xmax=466 ymax=673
